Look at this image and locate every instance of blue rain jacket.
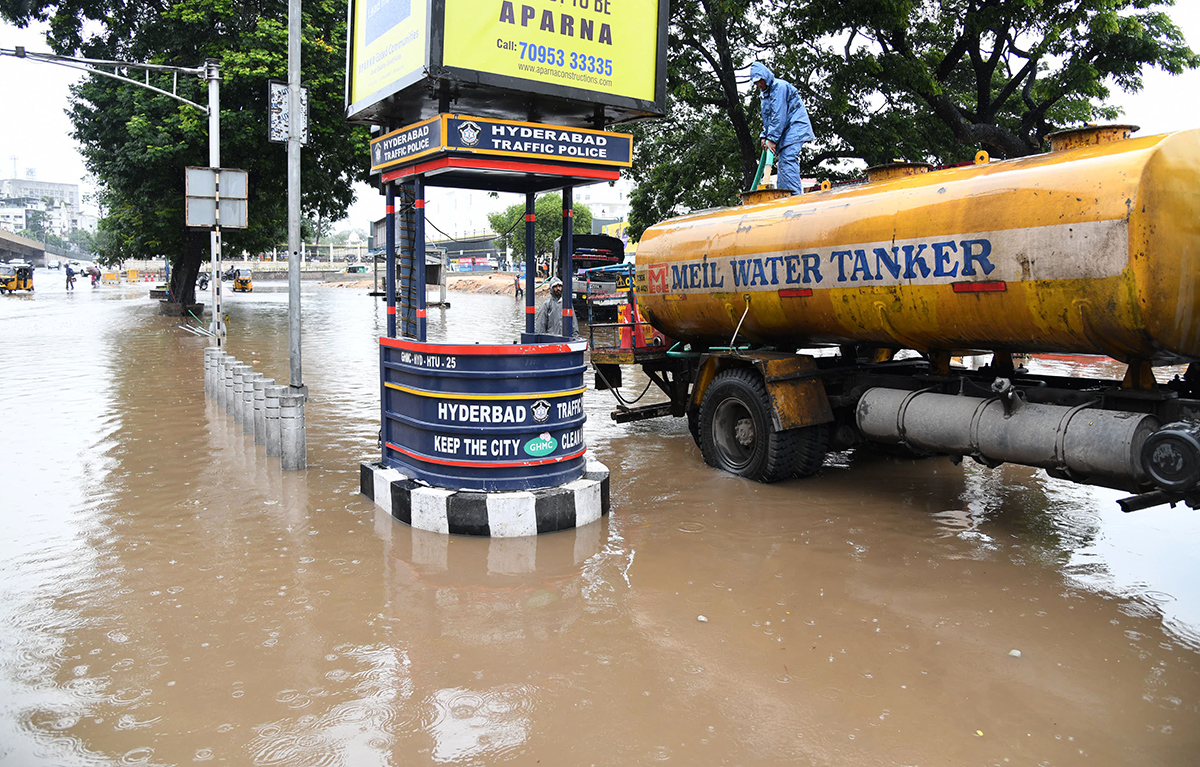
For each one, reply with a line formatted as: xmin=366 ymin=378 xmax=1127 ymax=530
xmin=751 ymin=62 xmax=814 ymax=149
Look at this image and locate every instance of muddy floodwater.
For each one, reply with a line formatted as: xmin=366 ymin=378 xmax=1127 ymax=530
xmin=2 ymin=269 xmax=1199 ymax=766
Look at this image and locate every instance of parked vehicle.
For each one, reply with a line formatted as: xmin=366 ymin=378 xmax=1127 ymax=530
xmin=597 ymin=125 xmax=1200 ymax=513
xmin=47 ymin=259 xmax=61 ymax=269
xmin=553 ymin=234 xmax=625 ymax=321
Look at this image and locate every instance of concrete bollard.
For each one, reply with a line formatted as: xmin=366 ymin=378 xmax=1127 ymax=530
xmin=279 ymin=390 xmax=307 ymax=471
xmin=222 ymin=358 xmax=237 ymax=411
xmin=207 ymin=349 xmax=220 ymax=400
xmin=231 ymin=365 xmax=251 ymax=422
xmin=204 ymin=348 xmax=215 ymax=398
xmin=265 ymin=385 xmax=286 ymax=457
xmin=213 ymin=353 xmax=223 ymax=406
xmin=242 ymin=372 xmax=262 ymax=435
xmin=218 ymin=354 xmax=233 ymax=408
xmin=253 ymin=377 xmax=274 ymax=446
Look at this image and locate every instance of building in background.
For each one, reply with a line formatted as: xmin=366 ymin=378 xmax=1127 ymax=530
xmin=0 ymin=173 xmax=97 ymax=240
xmin=578 ymin=178 xmax=633 ymax=234
xmin=1 ymin=177 xmax=80 ymax=208
xmin=428 ymin=234 xmax=502 ymax=271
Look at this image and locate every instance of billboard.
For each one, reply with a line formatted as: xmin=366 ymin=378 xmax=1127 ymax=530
xmin=441 ymin=0 xmax=660 ymax=104
xmin=348 ymin=0 xmax=429 ymax=111
xmin=346 ymin=0 xmax=667 ymax=127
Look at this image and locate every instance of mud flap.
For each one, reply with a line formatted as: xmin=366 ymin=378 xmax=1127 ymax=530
xmin=690 ymin=352 xmax=833 ymax=432
xmin=594 ymin=363 xmax=623 ymax=391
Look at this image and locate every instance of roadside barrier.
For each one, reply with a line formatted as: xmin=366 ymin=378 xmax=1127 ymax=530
xmin=204 ymin=348 xmax=305 ymax=469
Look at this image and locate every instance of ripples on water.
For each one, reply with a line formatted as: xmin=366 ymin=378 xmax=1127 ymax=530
xmin=1 ymin=272 xmax=1199 ymax=765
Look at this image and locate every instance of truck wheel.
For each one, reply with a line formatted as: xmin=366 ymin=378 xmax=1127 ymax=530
xmin=792 ymin=422 xmax=831 ymax=478
xmin=687 ymin=408 xmax=701 ymax=447
xmin=699 ymin=368 xmax=825 ymax=482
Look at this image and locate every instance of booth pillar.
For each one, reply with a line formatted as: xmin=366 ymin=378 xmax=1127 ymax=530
xmin=524 ymin=191 xmax=536 ymax=334
xmin=562 ymin=185 xmax=574 ymax=338
xmin=385 ymin=184 xmax=396 ymax=339
xmin=414 ymin=177 xmax=427 ymax=341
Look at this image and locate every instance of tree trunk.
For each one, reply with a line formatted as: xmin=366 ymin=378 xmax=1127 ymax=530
xmin=166 ymin=230 xmax=207 ymax=313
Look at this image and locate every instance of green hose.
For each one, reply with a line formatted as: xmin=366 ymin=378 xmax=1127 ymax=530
xmin=750 ymin=148 xmax=776 ymax=190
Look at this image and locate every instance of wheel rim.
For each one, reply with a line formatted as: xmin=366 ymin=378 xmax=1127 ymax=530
xmin=712 ymin=396 xmax=757 ymax=470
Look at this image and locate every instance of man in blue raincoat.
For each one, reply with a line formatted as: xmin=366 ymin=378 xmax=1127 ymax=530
xmin=750 ymin=62 xmax=815 ymax=194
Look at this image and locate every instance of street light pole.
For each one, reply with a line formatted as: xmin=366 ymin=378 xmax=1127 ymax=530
xmin=283 ymin=0 xmax=307 ymax=470
xmin=0 ymin=46 xmax=223 ymax=342
xmin=206 ymin=59 xmax=223 ymax=347
xmin=287 ymin=0 xmax=303 ymax=393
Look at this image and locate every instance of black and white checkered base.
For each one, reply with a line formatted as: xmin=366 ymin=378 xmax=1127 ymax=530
xmin=360 ymin=460 xmax=610 ymax=537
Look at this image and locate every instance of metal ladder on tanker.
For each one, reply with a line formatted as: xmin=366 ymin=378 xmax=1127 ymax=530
xmin=394 ymin=182 xmax=420 ymax=339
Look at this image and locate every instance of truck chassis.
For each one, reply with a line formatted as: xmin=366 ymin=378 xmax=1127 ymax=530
xmin=593 ymin=340 xmax=1200 ymax=512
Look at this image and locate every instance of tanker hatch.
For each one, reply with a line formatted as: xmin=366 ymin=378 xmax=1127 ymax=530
xmin=1046 ymin=123 xmax=1140 ymax=151
xmin=739 ymin=187 xmax=793 ymax=206
xmin=865 ymin=161 xmax=934 ymax=183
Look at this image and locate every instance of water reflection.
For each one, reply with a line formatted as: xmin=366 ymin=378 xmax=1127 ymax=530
xmin=0 ymin=271 xmax=1197 ymax=764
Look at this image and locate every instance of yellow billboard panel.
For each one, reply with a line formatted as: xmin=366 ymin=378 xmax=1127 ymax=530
xmin=442 ymin=0 xmax=660 ymax=103
xmin=350 ymin=0 xmax=429 ymax=106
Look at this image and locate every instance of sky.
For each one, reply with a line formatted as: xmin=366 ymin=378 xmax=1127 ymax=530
xmin=2 ymin=4 xmax=1199 ymax=233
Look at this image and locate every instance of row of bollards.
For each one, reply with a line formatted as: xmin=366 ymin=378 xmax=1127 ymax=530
xmin=204 ymin=348 xmax=306 ymax=470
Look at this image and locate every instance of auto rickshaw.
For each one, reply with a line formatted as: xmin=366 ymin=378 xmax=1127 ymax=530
xmin=232 ymin=268 xmax=253 ymax=292
xmin=0 ymin=263 xmax=34 ymax=293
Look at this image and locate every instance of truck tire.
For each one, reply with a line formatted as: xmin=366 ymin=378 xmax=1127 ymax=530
xmin=687 ymin=408 xmax=701 ymax=447
xmin=699 ymin=368 xmax=827 ymax=482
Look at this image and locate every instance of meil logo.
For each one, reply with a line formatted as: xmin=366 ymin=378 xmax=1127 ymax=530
xmin=647 ymin=264 xmax=668 ymax=294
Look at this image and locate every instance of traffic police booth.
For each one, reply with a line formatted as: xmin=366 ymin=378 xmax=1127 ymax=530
xmin=351 ymin=0 xmax=667 ymax=536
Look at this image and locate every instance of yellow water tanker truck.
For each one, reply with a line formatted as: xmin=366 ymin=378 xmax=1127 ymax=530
xmin=595 ymin=125 xmax=1200 ymax=512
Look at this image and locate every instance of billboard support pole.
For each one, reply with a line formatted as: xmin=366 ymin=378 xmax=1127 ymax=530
xmin=524 ymin=190 xmax=536 ymax=335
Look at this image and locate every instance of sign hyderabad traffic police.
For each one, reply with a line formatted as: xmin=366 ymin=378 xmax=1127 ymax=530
xmin=370 ymin=114 xmax=633 ymax=174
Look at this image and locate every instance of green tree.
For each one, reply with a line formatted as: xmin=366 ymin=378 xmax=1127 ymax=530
xmin=21 ymin=209 xmax=49 ymax=241
xmin=771 ymin=0 xmax=1199 ymax=163
xmin=330 ymin=227 xmax=367 ymax=245
xmin=487 ymin=193 xmax=593 ymax=263
xmin=68 ymin=227 xmax=96 ymax=254
xmin=303 ymin=212 xmax=333 ymax=246
xmin=628 ymin=0 xmax=1196 ymax=239
xmin=627 ymin=0 xmax=766 ymax=239
xmin=1 ymin=0 xmax=372 ymax=309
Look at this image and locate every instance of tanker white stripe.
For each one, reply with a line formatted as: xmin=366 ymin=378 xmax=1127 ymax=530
xmin=644 ymin=218 xmax=1129 ymax=294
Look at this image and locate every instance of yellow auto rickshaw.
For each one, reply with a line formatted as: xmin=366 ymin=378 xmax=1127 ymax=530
xmin=232 ymin=268 xmax=253 ymax=292
xmin=0 ymin=263 xmax=34 ymax=293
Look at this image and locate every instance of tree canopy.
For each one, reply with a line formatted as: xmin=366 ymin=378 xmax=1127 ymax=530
xmin=487 ymin=194 xmax=594 ymax=263
xmin=1 ymin=0 xmax=372 ymax=305
xmin=627 ymin=0 xmax=1197 ymax=239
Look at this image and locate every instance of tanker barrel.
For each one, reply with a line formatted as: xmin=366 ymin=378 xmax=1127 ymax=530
xmin=855 ymin=387 xmax=1159 ymax=487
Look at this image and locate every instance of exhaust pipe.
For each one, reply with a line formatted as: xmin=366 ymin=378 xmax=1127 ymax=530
xmin=855 ymin=387 xmax=1158 ymax=488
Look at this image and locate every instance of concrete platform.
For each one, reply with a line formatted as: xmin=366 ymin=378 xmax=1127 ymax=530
xmin=360 ymin=459 xmax=609 ymax=537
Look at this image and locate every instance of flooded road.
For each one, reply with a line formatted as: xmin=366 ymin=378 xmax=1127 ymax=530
xmin=2 ymin=269 xmax=1198 ymax=765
